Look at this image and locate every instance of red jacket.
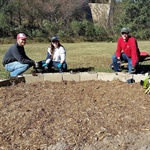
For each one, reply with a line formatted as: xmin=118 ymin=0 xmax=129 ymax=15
xmin=115 ymin=36 xmax=140 ymax=66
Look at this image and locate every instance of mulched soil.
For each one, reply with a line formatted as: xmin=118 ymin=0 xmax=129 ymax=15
xmin=0 ymin=80 xmax=150 ymax=150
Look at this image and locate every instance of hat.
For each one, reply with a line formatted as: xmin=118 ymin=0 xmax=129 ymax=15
xmin=121 ymin=27 xmax=130 ymax=34
xmin=17 ymin=33 xmax=27 ymax=40
xmin=51 ymin=36 xmax=59 ymax=42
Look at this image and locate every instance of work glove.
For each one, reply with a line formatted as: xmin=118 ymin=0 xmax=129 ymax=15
xmin=42 ymin=63 xmax=48 ymax=70
xmin=117 ymin=58 xmax=121 ymax=65
xmin=42 ymin=63 xmax=47 ymax=67
xmin=130 ymin=66 xmax=136 ymax=74
xmin=57 ymin=63 xmax=62 ymax=69
xmin=46 ymin=58 xmax=51 ymax=64
xmin=34 ymin=62 xmax=40 ymax=68
xmin=117 ymin=59 xmax=122 ymax=72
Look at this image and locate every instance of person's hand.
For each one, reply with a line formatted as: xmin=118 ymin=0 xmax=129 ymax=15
xmin=42 ymin=63 xmax=47 ymax=67
xmin=42 ymin=63 xmax=48 ymax=70
xmin=117 ymin=58 xmax=121 ymax=64
xmin=34 ymin=62 xmax=40 ymax=68
xmin=130 ymin=66 xmax=136 ymax=74
xmin=57 ymin=63 xmax=62 ymax=69
xmin=46 ymin=58 xmax=51 ymax=64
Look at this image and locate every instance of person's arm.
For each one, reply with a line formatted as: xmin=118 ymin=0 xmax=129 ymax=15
xmin=60 ymin=46 xmax=66 ymax=64
xmin=115 ymin=38 xmax=122 ymax=59
xmin=13 ymin=45 xmax=35 ymax=65
xmin=130 ymin=38 xmax=140 ymax=67
xmin=56 ymin=46 xmax=66 ymax=69
xmin=45 ymin=48 xmax=51 ymax=64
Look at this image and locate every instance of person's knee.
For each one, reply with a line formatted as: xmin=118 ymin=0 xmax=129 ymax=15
xmin=112 ymin=54 xmax=117 ymax=61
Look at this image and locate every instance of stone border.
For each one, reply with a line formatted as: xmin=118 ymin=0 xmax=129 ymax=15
xmin=0 ymin=72 xmax=146 ymax=87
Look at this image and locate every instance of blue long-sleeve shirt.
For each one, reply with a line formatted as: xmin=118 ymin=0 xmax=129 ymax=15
xmin=2 ymin=42 xmax=35 ymax=66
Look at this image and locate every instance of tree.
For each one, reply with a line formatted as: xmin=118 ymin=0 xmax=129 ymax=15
xmin=113 ymin=0 xmax=150 ymax=39
xmin=0 ymin=0 xmax=90 ymax=38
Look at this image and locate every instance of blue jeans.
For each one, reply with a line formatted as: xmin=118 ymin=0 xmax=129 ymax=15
xmin=5 ymin=61 xmax=30 ymax=77
xmin=112 ymin=53 xmax=137 ymax=73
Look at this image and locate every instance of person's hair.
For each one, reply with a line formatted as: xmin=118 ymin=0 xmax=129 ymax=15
xmin=50 ymin=41 xmax=62 ymax=58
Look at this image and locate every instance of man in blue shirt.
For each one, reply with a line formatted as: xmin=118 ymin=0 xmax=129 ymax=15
xmin=2 ymin=33 xmax=36 ymax=77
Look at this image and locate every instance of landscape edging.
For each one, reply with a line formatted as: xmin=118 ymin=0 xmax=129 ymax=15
xmin=0 ymin=72 xmax=146 ymax=87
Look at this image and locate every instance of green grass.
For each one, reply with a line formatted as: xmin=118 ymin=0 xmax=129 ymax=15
xmin=0 ymin=41 xmax=150 ymax=79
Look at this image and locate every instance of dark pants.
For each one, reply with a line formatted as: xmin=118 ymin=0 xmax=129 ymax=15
xmin=39 ymin=60 xmax=67 ymax=73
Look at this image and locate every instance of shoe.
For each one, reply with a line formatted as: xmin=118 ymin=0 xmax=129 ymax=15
xmin=31 ymin=69 xmax=38 ymax=76
xmin=9 ymin=75 xmax=25 ymax=85
xmin=110 ymin=63 xmax=114 ymax=69
xmin=9 ymin=76 xmax=18 ymax=86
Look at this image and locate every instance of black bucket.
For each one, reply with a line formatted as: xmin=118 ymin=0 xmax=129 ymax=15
xmin=127 ymin=78 xmax=135 ymax=83
xmin=127 ymin=74 xmax=135 ymax=83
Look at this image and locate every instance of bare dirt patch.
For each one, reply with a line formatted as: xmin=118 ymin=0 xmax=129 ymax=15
xmin=0 ymin=80 xmax=150 ymax=150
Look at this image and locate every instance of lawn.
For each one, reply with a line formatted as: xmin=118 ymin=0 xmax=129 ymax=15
xmin=0 ymin=41 xmax=150 ymax=79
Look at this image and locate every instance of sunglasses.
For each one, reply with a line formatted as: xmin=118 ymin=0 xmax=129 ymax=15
xmin=121 ymin=32 xmax=128 ymax=35
xmin=52 ymin=40 xmax=58 ymax=43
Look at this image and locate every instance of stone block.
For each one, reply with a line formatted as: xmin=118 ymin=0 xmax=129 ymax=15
xmin=24 ymin=74 xmax=44 ymax=84
xmin=116 ymin=72 xmax=131 ymax=82
xmin=44 ymin=73 xmax=62 ymax=82
xmin=80 ymin=72 xmax=98 ymax=81
xmin=98 ymin=72 xmax=117 ymax=81
xmin=129 ymin=74 xmax=145 ymax=83
xmin=62 ymin=72 xmax=80 ymax=81
xmin=97 ymin=72 xmax=145 ymax=83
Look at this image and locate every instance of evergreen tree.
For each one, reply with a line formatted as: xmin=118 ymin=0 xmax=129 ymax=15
xmin=113 ymin=0 xmax=150 ymax=39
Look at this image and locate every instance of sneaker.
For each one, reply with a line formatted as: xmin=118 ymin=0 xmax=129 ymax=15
xmin=31 ymin=69 xmax=38 ymax=76
xmin=9 ymin=76 xmax=18 ymax=86
xmin=109 ymin=63 xmax=114 ymax=69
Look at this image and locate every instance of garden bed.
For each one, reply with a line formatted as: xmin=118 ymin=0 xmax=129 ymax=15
xmin=0 ymin=80 xmax=150 ymax=149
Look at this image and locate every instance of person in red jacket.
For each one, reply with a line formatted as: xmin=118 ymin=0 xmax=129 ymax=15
xmin=112 ymin=27 xmax=140 ymax=74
